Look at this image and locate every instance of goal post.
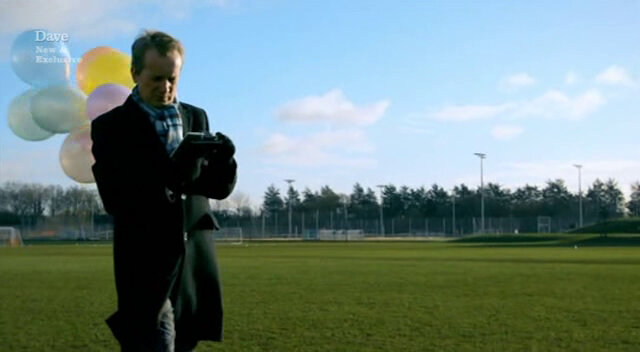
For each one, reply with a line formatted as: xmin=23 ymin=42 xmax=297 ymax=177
xmin=213 ymin=227 xmax=243 ymax=244
xmin=537 ymin=216 xmax=552 ymax=233
xmin=0 ymin=227 xmax=24 ymax=247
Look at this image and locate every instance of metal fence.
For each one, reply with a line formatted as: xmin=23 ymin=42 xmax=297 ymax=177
xmin=11 ymin=212 xmax=592 ymax=242
xmin=216 ymin=212 xmax=590 ymax=240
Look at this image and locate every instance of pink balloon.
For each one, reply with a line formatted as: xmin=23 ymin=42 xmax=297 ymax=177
xmin=60 ymin=124 xmax=95 ymax=183
xmin=86 ymin=83 xmax=131 ymax=120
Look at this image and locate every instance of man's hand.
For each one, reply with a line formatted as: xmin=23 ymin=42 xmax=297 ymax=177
xmin=209 ymin=132 xmax=235 ymax=161
xmin=168 ymin=155 xmax=202 ymax=194
xmin=170 ymin=132 xmax=235 ymax=196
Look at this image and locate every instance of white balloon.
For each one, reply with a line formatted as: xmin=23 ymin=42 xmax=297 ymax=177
xmin=31 ymin=85 xmax=87 ymax=133
xmin=7 ymin=89 xmax=55 ymax=141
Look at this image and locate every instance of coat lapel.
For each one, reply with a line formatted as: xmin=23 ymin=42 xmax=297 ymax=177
xmin=178 ymin=103 xmax=192 ymax=136
xmin=121 ymin=96 xmax=165 ymax=152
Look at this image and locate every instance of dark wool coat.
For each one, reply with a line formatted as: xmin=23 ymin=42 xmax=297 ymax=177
xmin=91 ymin=96 xmax=236 ymax=346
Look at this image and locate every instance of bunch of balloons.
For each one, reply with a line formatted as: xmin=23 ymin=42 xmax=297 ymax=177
xmin=7 ymin=29 xmax=134 ymax=183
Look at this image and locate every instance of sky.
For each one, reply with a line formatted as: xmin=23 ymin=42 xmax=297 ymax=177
xmin=1 ymin=0 xmax=640 ymax=209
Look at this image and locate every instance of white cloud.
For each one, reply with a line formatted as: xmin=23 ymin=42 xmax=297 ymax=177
xmin=426 ymin=66 xmax=610 ymax=124
xmin=491 ymin=125 xmax=523 ymax=140
xmin=499 ymin=73 xmax=536 ymax=90
xmin=565 ymin=70 xmax=579 ymax=85
xmin=429 ymin=103 xmax=514 ymax=121
xmin=570 ymin=90 xmax=606 ymax=117
xmin=517 ymin=89 xmax=605 ymax=120
xmin=0 ymin=0 xmax=229 ymax=57
xmin=267 ymin=89 xmax=385 ymax=169
xmin=595 ymin=65 xmax=634 ymax=86
xmin=276 ymin=89 xmax=390 ymax=126
xmin=261 ymin=129 xmax=376 ymax=168
xmin=495 ymin=159 xmax=640 ymax=197
xmin=428 ymin=88 xmax=605 ymax=123
xmin=0 ymin=0 xmax=137 ymax=38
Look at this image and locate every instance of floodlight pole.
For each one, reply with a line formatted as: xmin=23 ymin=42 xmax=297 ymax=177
xmin=451 ymin=188 xmax=456 ymax=236
xmin=474 ymin=153 xmax=486 ymax=234
xmin=573 ymin=164 xmax=583 ymax=228
xmin=284 ymin=179 xmax=295 ymax=236
xmin=341 ymin=194 xmax=349 ymax=230
xmin=376 ymin=185 xmax=385 ymax=236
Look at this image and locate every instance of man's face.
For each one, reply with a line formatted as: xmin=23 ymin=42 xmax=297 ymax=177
xmin=132 ymin=48 xmax=182 ymax=108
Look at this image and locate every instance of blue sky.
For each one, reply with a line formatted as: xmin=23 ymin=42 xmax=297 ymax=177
xmin=2 ymin=0 xmax=640 ymax=208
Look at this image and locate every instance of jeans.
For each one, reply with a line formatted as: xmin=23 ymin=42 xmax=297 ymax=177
xmin=121 ymin=299 xmax=194 ymax=352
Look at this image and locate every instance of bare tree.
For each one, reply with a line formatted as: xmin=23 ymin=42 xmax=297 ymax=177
xmin=45 ymin=185 xmax=65 ymax=217
xmin=2 ymin=182 xmax=48 ymax=228
xmin=215 ymin=191 xmax=252 ymax=216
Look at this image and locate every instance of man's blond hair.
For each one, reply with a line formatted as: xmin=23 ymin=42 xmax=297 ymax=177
xmin=131 ymin=30 xmax=184 ymax=74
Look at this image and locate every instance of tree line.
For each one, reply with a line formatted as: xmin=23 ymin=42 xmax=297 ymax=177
xmin=254 ymin=178 xmax=640 ymax=231
xmin=0 ymin=182 xmax=103 ymax=232
xmin=2 ymin=177 xmax=640 ymax=236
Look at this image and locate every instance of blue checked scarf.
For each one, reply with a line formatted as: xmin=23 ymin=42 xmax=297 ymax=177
xmin=131 ymin=86 xmax=183 ymax=155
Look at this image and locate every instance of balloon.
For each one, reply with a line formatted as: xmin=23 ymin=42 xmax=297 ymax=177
xmin=10 ymin=29 xmax=71 ymax=87
xmin=77 ymin=46 xmax=134 ymax=95
xmin=7 ymin=89 xmax=55 ymax=141
xmin=76 ymin=46 xmax=112 ymax=91
xmin=59 ymin=124 xmax=95 ymax=183
xmin=30 ymin=85 xmax=87 ymax=133
xmin=86 ymin=83 xmax=130 ymax=120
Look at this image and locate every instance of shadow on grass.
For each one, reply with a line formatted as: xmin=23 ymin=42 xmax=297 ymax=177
xmin=256 ymin=253 xmax=640 ymax=266
xmin=569 ymin=217 xmax=640 ymax=234
xmin=455 ymin=235 xmax=567 ymax=243
xmin=453 ymin=234 xmax=640 ymax=248
xmin=573 ymin=235 xmax=640 ymax=247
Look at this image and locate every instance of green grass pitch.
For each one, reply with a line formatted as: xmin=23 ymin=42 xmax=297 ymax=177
xmin=1 ymin=238 xmax=639 ymax=351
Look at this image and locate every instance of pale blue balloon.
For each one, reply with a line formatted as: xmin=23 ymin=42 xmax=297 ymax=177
xmin=7 ymin=89 xmax=55 ymax=141
xmin=10 ymin=29 xmax=71 ymax=88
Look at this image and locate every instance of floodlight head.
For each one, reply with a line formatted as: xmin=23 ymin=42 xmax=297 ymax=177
xmin=573 ymin=164 xmax=582 ymax=169
xmin=474 ymin=153 xmax=486 ymax=159
xmin=284 ymin=179 xmax=295 ymax=184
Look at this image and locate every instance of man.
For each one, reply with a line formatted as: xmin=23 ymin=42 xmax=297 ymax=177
xmin=91 ymin=30 xmax=237 ymax=351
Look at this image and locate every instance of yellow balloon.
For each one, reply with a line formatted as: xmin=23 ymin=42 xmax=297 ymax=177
xmin=77 ymin=46 xmax=134 ymax=95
